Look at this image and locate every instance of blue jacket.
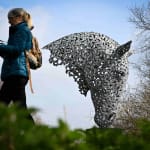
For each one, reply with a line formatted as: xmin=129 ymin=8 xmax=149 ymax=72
xmin=0 ymin=22 xmax=32 ymax=81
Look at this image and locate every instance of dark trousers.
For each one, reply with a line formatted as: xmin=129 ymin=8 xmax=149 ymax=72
xmin=0 ymin=75 xmax=34 ymax=122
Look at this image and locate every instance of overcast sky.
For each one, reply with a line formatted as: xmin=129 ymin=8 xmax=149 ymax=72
xmin=0 ymin=0 xmax=148 ymax=129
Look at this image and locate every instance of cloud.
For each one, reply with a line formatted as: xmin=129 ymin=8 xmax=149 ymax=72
xmin=0 ymin=7 xmax=9 ymax=41
xmin=27 ymin=6 xmax=53 ymax=47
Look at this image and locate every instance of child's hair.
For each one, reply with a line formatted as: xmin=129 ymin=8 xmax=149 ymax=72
xmin=8 ymin=8 xmax=34 ymax=29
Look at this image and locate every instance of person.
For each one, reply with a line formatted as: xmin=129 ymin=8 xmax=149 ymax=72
xmin=0 ymin=8 xmax=34 ymax=122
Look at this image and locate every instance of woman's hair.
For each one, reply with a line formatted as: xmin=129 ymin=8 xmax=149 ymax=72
xmin=8 ymin=8 xmax=34 ymax=29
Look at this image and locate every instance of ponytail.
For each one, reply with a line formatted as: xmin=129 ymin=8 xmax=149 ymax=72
xmin=24 ymin=12 xmax=34 ymax=30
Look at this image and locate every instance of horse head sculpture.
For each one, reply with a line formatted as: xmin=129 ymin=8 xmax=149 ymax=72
xmin=43 ymin=32 xmax=132 ymax=128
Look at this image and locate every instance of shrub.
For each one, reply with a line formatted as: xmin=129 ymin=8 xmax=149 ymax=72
xmin=0 ymin=103 xmax=150 ymax=150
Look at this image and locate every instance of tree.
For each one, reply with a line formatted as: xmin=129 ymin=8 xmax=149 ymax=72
xmin=129 ymin=1 xmax=150 ymax=104
xmin=114 ymin=1 xmax=150 ymax=131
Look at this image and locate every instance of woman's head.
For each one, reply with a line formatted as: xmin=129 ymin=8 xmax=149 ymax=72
xmin=8 ymin=8 xmax=33 ymax=29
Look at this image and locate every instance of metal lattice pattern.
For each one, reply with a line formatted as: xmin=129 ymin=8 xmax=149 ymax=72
xmin=43 ymin=32 xmax=132 ymax=128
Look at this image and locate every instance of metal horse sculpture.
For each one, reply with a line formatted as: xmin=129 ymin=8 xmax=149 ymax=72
xmin=43 ymin=32 xmax=132 ymax=128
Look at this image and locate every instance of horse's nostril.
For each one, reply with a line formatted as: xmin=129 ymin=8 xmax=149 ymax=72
xmin=108 ymin=113 xmax=116 ymax=120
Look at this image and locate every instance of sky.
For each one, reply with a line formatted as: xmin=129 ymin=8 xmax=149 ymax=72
xmin=0 ymin=0 xmax=148 ymax=129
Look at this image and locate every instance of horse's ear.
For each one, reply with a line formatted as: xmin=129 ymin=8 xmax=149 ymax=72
xmin=115 ymin=40 xmax=132 ymax=57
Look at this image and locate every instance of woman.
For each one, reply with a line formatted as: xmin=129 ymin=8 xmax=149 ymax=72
xmin=0 ymin=8 xmax=34 ymax=122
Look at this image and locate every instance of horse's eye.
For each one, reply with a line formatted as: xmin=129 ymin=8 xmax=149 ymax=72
xmin=119 ymin=71 xmax=125 ymax=76
xmin=113 ymin=71 xmax=126 ymax=80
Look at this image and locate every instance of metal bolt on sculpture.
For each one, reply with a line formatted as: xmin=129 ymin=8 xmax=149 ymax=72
xmin=43 ymin=32 xmax=132 ymax=128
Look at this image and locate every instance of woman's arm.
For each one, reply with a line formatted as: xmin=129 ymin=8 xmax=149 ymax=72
xmin=0 ymin=30 xmax=30 ymax=57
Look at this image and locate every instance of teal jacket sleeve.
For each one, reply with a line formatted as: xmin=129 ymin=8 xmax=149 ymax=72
xmin=0 ymin=30 xmax=30 ymax=57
